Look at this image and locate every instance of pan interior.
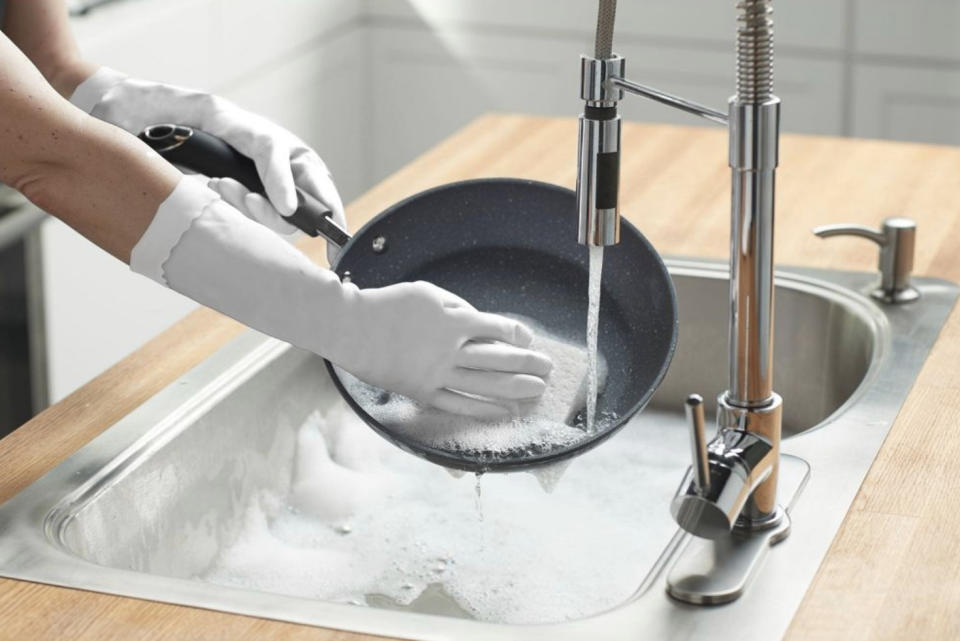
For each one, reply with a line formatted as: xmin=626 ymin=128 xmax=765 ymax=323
xmin=330 ymin=179 xmax=677 ymax=471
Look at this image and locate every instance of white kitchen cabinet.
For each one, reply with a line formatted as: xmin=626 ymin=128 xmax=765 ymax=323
xmin=39 ymin=218 xmax=197 ymax=403
xmin=366 ymin=0 xmax=848 ymax=51
xmin=854 ymin=0 xmax=960 ymax=62
xmin=851 ymin=65 xmax=960 ymax=145
xmin=850 ymin=0 xmax=960 ymax=145
xmin=211 ymin=0 xmax=363 ymax=91
xmin=369 ymin=24 xmax=844 ymax=185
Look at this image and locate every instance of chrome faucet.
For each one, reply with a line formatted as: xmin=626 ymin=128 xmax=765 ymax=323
xmin=577 ymin=0 xmax=785 ymax=540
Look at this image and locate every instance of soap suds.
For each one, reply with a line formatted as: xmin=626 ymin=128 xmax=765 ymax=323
xmin=337 ymin=317 xmax=611 ymax=467
xmin=528 ymin=458 xmax=572 ymax=493
xmin=200 ymin=402 xmax=689 ymax=624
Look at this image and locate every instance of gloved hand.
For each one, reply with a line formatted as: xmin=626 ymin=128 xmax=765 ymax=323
xmin=70 ymin=67 xmax=346 ymax=264
xmin=135 ymin=177 xmax=553 ymax=418
xmin=332 ymin=281 xmax=552 ymax=417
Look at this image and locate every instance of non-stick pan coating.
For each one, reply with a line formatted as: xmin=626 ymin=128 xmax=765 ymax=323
xmin=326 ymin=178 xmax=677 ymax=471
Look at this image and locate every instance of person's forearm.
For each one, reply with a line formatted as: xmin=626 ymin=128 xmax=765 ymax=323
xmin=4 ymin=0 xmax=97 ymax=97
xmin=16 ymin=115 xmax=181 ymax=262
xmin=0 ymin=33 xmax=179 ymax=261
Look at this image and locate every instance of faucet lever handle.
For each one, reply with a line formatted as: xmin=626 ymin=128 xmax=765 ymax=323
xmin=684 ymin=394 xmax=710 ymax=494
xmin=812 ymin=217 xmax=919 ymax=305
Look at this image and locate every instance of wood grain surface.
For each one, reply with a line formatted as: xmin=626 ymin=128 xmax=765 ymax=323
xmin=1 ymin=114 xmax=958 ymax=640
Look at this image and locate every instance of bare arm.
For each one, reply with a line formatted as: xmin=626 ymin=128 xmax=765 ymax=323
xmin=3 ymin=0 xmax=96 ymax=98
xmin=0 ymin=32 xmax=180 ymax=261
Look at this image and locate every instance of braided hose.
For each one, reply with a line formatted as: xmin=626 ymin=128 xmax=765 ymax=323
xmin=736 ymin=0 xmax=774 ymax=103
xmin=594 ymin=0 xmax=618 ymax=59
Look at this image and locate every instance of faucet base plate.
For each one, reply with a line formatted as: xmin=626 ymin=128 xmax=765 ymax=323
xmin=666 ymin=454 xmax=810 ymax=605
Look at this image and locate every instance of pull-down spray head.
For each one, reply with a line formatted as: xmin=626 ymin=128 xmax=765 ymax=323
xmin=577 ymin=57 xmax=623 ymax=247
xmin=577 ymin=0 xmax=622 ymax=247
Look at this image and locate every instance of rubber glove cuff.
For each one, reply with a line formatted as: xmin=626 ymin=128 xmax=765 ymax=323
xmin=69 ymin=67 xmax=128 ymax=114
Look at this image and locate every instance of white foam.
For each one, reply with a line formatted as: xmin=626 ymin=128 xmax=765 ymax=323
xmin=528 ymin=458 xmax=572 ymax=493
xmin=339 ymin=318 xmax=610 ymax=465
xmin=201 ymin=403 xmax=689 ymax=624
xmin=288 ymin=401 xmax=391 ymax=522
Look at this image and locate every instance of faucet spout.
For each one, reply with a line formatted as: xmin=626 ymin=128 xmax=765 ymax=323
xmin=576 ymin=55 xmax=623 ymax=247
xmin=576 ymin=1 xmax=622 ymax=247
xmin=727 ymin=98 xmax=780 ymax=407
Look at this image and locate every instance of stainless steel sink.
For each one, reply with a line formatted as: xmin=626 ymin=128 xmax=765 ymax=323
xmin=0 ymin=258 xmax=955 ymax=641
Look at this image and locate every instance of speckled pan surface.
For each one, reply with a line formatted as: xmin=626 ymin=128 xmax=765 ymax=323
xmin=326 ymin=178 xmax=679 ymax=471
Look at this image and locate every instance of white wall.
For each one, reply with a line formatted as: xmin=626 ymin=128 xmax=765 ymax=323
xmin=41 ymin=0 xmax=960 ymax=402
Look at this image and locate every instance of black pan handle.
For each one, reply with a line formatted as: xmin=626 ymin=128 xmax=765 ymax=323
xmin=138 ymin=124 xmax=350 ymax=248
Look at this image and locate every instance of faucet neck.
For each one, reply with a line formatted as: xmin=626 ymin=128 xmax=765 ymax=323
xmin=727 ymin=99 xmax=780 ymax=407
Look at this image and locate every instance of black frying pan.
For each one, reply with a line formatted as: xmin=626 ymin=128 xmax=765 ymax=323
xmin=140 ymin=125 xmax=678 ymax=473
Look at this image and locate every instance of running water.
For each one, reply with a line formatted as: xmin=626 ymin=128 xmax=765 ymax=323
xmin=474 ymin=473 xmax=484 ymax=521
xmin=586 ymin=246 xmax=604 ymax=433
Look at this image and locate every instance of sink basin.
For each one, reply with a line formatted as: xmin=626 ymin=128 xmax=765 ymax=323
xmin=653 ymin=261 xmax=876 ymax=438
xmin=0 ymin=259 xmax=955 ymax=640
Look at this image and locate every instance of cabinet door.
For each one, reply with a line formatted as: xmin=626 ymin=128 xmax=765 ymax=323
xmin=40 ymin=218 xmax=197 ymax=403
xmin=854 ymin=0 xmax=960 ymax=62
xmin=851 ymin=65 xmax=960 ymax=145
xmin=849 ymin=0 xmax=960 ymax=144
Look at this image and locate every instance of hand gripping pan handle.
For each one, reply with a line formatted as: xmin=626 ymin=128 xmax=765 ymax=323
xmin=138 ymin=124 xmax=351 ymax=248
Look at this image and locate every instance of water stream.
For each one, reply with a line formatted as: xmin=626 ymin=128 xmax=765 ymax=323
xmin=473 ymin=473 xmax=484 ymax=521
xmin=586 ymin=246 xmax=604 ymax=433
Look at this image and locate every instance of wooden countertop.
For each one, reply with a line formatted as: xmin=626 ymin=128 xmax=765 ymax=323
xmin=2 ymin=114 xmax=959 ymax=640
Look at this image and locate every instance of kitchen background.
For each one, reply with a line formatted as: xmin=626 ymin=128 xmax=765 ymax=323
xmin=1 ymin=0 xmax=958 ymax=435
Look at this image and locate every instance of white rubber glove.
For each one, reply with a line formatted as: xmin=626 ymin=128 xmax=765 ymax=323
xmin=134 ymin=177 xmax=553 ymax=419
xmin=70 ymin=67 xmax=346 ymax=264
